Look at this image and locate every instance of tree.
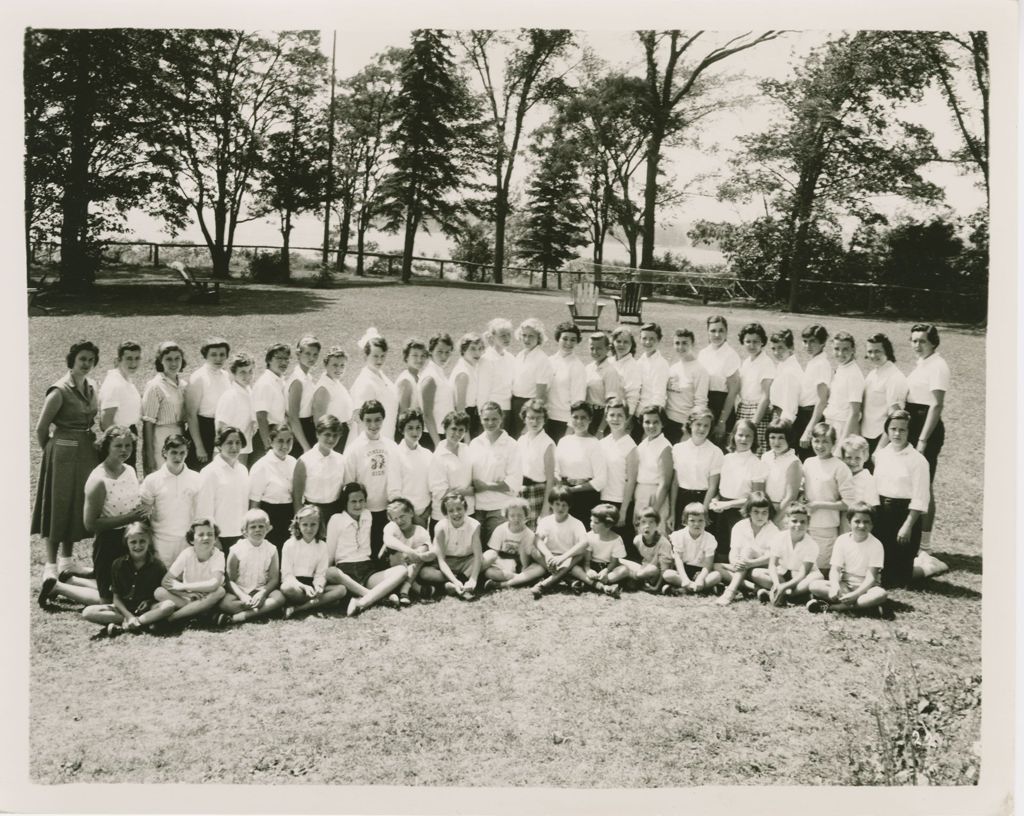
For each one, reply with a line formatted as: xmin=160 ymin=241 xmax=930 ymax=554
xmin=721 ymin=34 xmax=943 ymax=310
xmin=158 ymin=30 xmax=322 ymax=279
xmin=252 ymin=46 xmax=327 ymax=280
xmin=23 ymin=28 xmax=186 ymax=287
xmin=378 ymin=30 xmax=484 ymax=283
xmin=519 ymin=124 xmax=588 ymax=289
xmin=335 ymin=49 xmax=404 ymax=276
xmin=458 ymin=29 xmax=574 ymax=283
xmin=636 ymin=30 xmax=784 ymax=269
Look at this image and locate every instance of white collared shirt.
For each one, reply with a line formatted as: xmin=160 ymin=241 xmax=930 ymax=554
xmin=252 ymin=369 xmax=287 ymax=425
xmin=281 ymin=536 xmax=330 ymax=583
xmin=546 ymin=352 xmax=586 ymax=422
xmin=395 ymin=439 xmax=433 ymax=516
xmin=140 ymin=463 xmax=201 ymax=540
xmin=665 ymin=358 xmax=710 ymax=423
xmin=477 ymin=346 xmax=515 ymax=410
xmin=907 ymin=352 xmax=950 ymax=406
xmin=718 ymin=451 xmax=766 ymax=499
xmin=470 ymin=431 xmax=523 ymax=511
xmin=873 ymin=444 xmax=930 ymax=512
xmin=512 ymin=347 xmax=552 ymax=398
xmin=862 ymin=361 xmax=909 ymax=438
xmin=672 ymin=438 xmax=724 ymax=490
xmin=769 ymin=355 xmax=802 ymax=423
xmin=636 ymin=434 xmax=671 ymax=486
xmin=824 ymin=360 xmax=865 ymax=423
xmin=600 ymin=432 xmax=637 ymax=502
xmin=739 ymin=351 xmax=775 ymax=403
xmin=327 ymin=509 xmax=372 ymax=563
xmin=555 ymin=434 xmax=607 ymax=493
xmin=248 ymin=451 xmax=296 ymax=505
xmin=799 ymin=352 xmax=832 ymax=407
xmin=450 ymin=358 xmax=480 ymax=409
xmin=287 ymin=365 xmax=316 ymax=418
xmin=99 ymin=367 xmax=141 ymax=427
xmin=518 ymin=429 xmax=555 ymax=483
xmin=298 ymin=445 xmax=347 ymax=504
xmin=191 ymin=364 xmax=231 ymax=417
xmin=802 ymin=455 xmax=856 ymax=528
xmin=215 ymin=381 xmax=255 ymax=453
xmin=697 ymin=343 xmax=741 ymax=393
xmin=611 ymin=354 xmax=642 ymax=415
xmin=585 ymin=356 xmax=624 ymax=408
xmin=638 ymin=350 xmax=670 ymax=409
xmin=196 ymin=455 xmax=250 ymax=537
xmin=428 ymin=441 xmax=474 ymax=519
xmin=314 ymin=373 xmax=354 ymax=423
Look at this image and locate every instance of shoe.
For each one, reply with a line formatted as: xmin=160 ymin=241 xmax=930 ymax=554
xmin=385 ymin=593 xmax=401 ymax=608
xmin=806 ymin=599 xmax=827 ymax=614
xmin=58 ymin=569 xmax=75 ymax=584
xmin=878 ymin=603 xmax=896 ymax=621
xmin=420 ymin=584 xmax=435 ymax=600
xmin=346 ymin=598 xmax=362 ymax=618
xmin=642 ymin=582 xmax=660 ymax=594
xmin=105 ymin=623 xmax=123 ymax=638
xmin=37 ymin=575 xmax=57 ymax=608
xmin=215 ymin=613 xmax=232 ymax=627
xmin=531 ymin=585 xmax=546 ymax=600
xmin=716 ymin=590 xmax=736 ymax=606
xmin=570 ymin=580 xmax=585 ymax=595
xmin=284 ymin=605 xmax=296 ymax=620
xmin=757 ymin=589 xmax=771 ymax=604
xmin=661 ymin=584 xmax=677 ymax=597
xmin=444 ymin=582 xmax=460 ymax=597
xmin=398 ymin=594 xmax=412 ymax=607
xmin=604 ymin=583 xmax=622 ymax=598
xmin=482 ymin=579 xmax=496 ymax=593
xmin=712 ymin=584 xmax=725 ymax=597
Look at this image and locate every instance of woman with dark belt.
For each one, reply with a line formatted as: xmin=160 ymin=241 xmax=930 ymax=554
xmin=184 ymin=337 xmax=230 ymax=470
xmin=861 ymin=333 xmax=908 ymax=457
xmin=904 ymin=324 xmax=949 ymax=550
xmin=696 ymin=315 xmax=740 ymax=448
xmin=286 ymin=335 xmax=321 ymax=457
xmin=554 ymin=401 xmax=606 ymax=526
xmin=873 ymin=410 xmax=930 ymax=589
xmin=33 ymin=340 xmax=102 ymax=603
xmin=795 ymin=324 xmax=831 ymax=461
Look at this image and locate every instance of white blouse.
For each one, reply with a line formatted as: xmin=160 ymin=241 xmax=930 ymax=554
xmin=799 ymin=353 xmax=832 ymax=408
xmin=420 ymin=359 xmax=455 ymax=429
xmin=191 ymin=365 xmax=231 ymax=417
xmin=196 ymin=456 xmax=250 ymax=537
xmin=298 ymin=446 xmax=347 ymax=504
xmin=286 ymin=366 xmax=316 ymax=418
xmin=351 ymin=366 xmax=399 ymax=442
xmin=636 ymin=435 xmax=671 ymax=485
xmin=215 ymin=382 xmax=255 ymax=454
xmin=612 ymin=355 xmax=642 ymax=415
xmin=248 ymin=451 xmax=296 ymax=505
xmin=252 ymin=370 xmax=287 ymax=426
xmin=738 ymin=352 xmax=775 ymax=403
xmin=638 ymin=350 xmax=670 ymax=409
xmin=862 ymin=362 xmax=909 ymax=438
xmin=672 ymin=438 xmax=724 ymax=490
xmin=547 ymin=352 xmax=586 ymax=422
xmin=718 ymin=451 xmax=766 ymax=499
xmin=428 ymin=442 xmax=474 ymax=519
xmin=395 ymin=440 xmax=433 ymax=516
xmin=824 ymin=360 xmax=865 ymax=424
xmin=665 ymin=359 xmax=709 ymax=423
xmin=450 ymin=358 xmax=480 ymax=410
xmin=697 ymin=343 xmax=741 ymax=393
xmin=906 ymin=353 xmax=950 ymax=406
xmin=477 ymin=346 xmax=515 ymax=410
xmin=769 ymin=356 xmax=803 ymax=423
xmin=600 ymin=433 xmax=636 ymax=503
xmin=873 ymin=444 xmax=930 ymax=512
xmin=761 ymin=449 xmax=799 ymax=505
xmin=518 ymin=430 xmax=555 ymax=484
xmin=512 ymin=347 xmax=552 ymax=399
xmin=555 ymin=434 xmax=607 ymax=493
xmin=314 ymin=373 xmax=353 ymax=424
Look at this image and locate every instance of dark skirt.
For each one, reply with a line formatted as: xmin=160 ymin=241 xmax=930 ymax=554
xmin=906 ymin=402 xmax=944 ymax=483
xmin=291 ymin=416 xmax=318 ymax=458
xmin=546 ymin=419 xmax=568 ymax=443
xmin=186 ymin=414 xmax=217 ymax=470
xmin=792 ymin=405 xmax=816 ymax=461
xmin=711 ymin=503 xmax=742 ymax=562
xmin=219 ymin=535 xmax=241 ymax=554
xmin=674 ymin=488 xmax=707 ymax=529
xmin=566 ymin=486 xmax=601 ymax=527
xmin=587 ymin=407 xmax=606 ymax=437
xmin=662 ymin=416 xmax=684 ymax=445
xmin=310 ymin=500 xmax=341 ymax=538
xmin=260 ymin=501 xmax=294 ymax=553
xmin=521 ymin=478 xmax=547 ymax=528
xmin=510 ymin=396 xmax=528 ymax=438
xmin=606 ymin=500 xmax=638 ymax=560
xmin=875 ymin=496 xmax=921 ymax=589
xmin=369 ymin=509 xmax=389 ymax=562
xmin=466 ymin=406 xmax=481 ymax=439
xmin=31 ymin=429 xmax=98 ymax=542
xmin=93 ymin=527 xmax=128 ymax=601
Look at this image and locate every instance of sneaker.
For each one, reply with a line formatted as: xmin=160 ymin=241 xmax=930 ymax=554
xmin=215 ymin=613 xmax=232 ymax=627
xmin=570 ymin=580 xmax=585 ymax=595
xmin=398 ymin=594 xmax=412 ymax=607
xmin=385 ymin=593 xmax=401 ymax=608
xmin=444 ymin=583 xmax=460 ymax=597
xmin=757 ymin=589 xmax=771 ymax=604
xmin=37 ymin=575 xmax=57 ymax=609
xmin=531 ymin=584 xmax=546 ymax=600
xmin=482 ymin=579 xmax=498 ymax=593
xmin=712 ymin=584 xmax=725 ymax=597
xmin=604 ymin=583 xmax=622 ymax=598
xmin=346 ymin=598 xmax=362 ymax=618
xmin=105 ymin=623 xmax=123 ymax=638
xmin=284 ymin=605 xmax=297 ymax=620
xmin=806 ymin=599 xmax=827 ymax=614
xmin=661 ymin=584 xmax=678 ymax=597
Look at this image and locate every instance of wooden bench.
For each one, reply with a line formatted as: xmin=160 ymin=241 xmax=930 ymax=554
xmin=565 ymin=280 xmax=604 ymax=332
xmin=170 ymin=261 xmax=221 ymax=302
xmin=610 ymin=281 xmax=648 ymax=324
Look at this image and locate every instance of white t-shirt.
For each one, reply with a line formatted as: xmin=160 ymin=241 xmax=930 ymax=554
xmin=298 ymin=446 xmax=347 ymax=505
xmin=769 ymin=530 xmax=819 ymax=574
xmin=486 ymin=522 xmax=535 ymax=557
xmin=344 ymin=434 xmax=399 ymax=512
xmin=718 ymin=451 xmax=766 ymax=499
xmin=383 ymin=521 xmax=432 ymax=556
xmin=546 ymin=352 xmax=586 ymax=422
xmin=191 ymin=364 xmax=231 ymax=417
xmin=665 ymin=359 xmax=710 ymax=423
xmin=214 ymin=382 xmax=255 ymax=453
xmin=555 ymin=434 xmax=607 ymax=493
xmin=830 ymin=533 xmax=884 ymax=583
xmin=98 ymin=368 xmax=142 ymax=427
xmin=434 ymin=515 xmax=481 ymax=558
xmin=669 ymin=528 xmax=717 ymax=566
xmin=799 ymin=353 xmax=832 ymax=407
xmin=169 ymin=546 xmax=226 ymax=584
xmin=229 ymin=538 xmax=278 ymax=593
xmin=861 ymin=361 xmax=909 ymax=438
xmin=802 ymin=456 xmax=856 ymax=529
xmin=906 ymin=352 xmax=950 ymax=406
xmin=140 ymin=464 xmax=201 ymax=543
xmin=281 ymin=536 xmax=330 ymax=582
xmin=535 ymin=514 xmax=587 ymax=555
xmin=729 ymin=518 xmax=779 ymax=563
xmin=636 ymin=434 xmax=671 ymax=485
xmin=824 ymin=360 xmax=865 ymax=424
xmin=769 ymin=355 xmax=802 ymax=423
xmin=697 ymin=343 xmax=741 ymax=393
xmin=428 ymin=442 xmax=474 ymax=519
xmin=196 ymin=456 xmax=250 ymax=537
xmin=470 ymin=431 xmax=523 ymax=511
xmin=314 ymin=374 xmax=354 ymax=424
xmin=586 ymin=532 xmax=626 ymax=565
xmin=252 ymin=370 xmax=287 ymax=425
xmin=450 ymin=358 xmax=480 ymax=409
xmin=395 ymin=440 xmax=433 ymax=516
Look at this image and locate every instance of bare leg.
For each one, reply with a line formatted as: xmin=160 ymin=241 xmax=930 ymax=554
xmin=502 ymin=562 xmax=546 ymax=588
xmin=50 ymin=580 xmax=103 ymax=606
xmin=352 ymin=566 xmax=407 ymax=612
xmin=157 ymin=586 xmax=226 ymax=622
xmin=82 ymin=604 xmax=123 ymax=625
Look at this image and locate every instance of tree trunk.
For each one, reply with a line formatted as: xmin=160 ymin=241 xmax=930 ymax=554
xmin=492 ymin=190 xmax=508 ymax=284
xmin=336 ymin=205 xmax=352 ymax=273
xmin=639 ymin=129 xmax=663 ymax=270
xmin=627 ymin=232 xmax=638 ymax=269
xmin=356 ymin=220 xmax=367 ymax=276
xmin=281 ymin=209 xmax=292 ymax=280
xmin=401 ymin=211 xmax=417 ymax=283
xmin=59 ymin=33 xmax=94 ymax=289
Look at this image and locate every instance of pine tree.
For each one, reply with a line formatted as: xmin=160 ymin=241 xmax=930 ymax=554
xmin=378 ymin=30 xmax=483 ymax=283
xmin=519 ymin=127 xmax=587 ymax=288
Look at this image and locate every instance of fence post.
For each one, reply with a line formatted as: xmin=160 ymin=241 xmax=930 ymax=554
xmin=153 ymin=244 xmax=160 ymax=267
xmin=438 ymin=260 xmax=445 ymax=280
xmin=387 ymin=256 xmax=394 ymax=276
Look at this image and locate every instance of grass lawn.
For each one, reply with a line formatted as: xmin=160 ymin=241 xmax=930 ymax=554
xmin=27 ymin=279 xmax=984 ymax=786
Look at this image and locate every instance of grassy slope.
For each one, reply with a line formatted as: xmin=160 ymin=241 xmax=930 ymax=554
xmin=28 ymin=282 xmax=983 ymax=785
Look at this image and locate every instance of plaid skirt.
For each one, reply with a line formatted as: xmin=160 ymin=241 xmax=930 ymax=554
xmin=521 ymin=479 xmax=547 ymax=527
xmin=736 ymin=400 xmax=768 ymax=455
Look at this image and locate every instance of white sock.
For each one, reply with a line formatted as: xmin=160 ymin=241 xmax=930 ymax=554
xmin=43 ymin=562 xmax=58 ymax=580
xmin=57 ymin=555 xmax=74 ymax=571
xmin=920 ymin=531 xmax=932 ymax=549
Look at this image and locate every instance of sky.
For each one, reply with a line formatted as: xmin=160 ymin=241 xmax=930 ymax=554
xmin=122 ymin=28 xmax=988 ymax=263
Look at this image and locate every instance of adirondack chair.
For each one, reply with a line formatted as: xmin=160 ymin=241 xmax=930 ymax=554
xmin=170 ymin=261 xmax=221 ymax=302
xmin=610 ymin=281 xmax=648 ymax=324
xmin=27 ymin=269 xmax=54 ymax=310
xmin=566 ymin=279 xmax=604 ymax=331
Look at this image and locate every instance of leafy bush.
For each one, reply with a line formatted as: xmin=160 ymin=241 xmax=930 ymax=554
xmin=248 ymin=251 xmax=289 ymax=283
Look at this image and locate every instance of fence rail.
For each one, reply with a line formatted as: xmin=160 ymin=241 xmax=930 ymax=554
xmin=30 ymin=239 xmax=986 ymax=319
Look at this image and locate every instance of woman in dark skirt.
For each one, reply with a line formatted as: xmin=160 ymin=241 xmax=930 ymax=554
xmin=904 ymin=324 xmax=950 ymax=549
xmin=33 ymin=340 xmax=101 ymax=604
xmin=794 ymin=324 xmax=831 ymax=461
xmin=696 ymin=315 xmax=741 ymax=448
xmin=872 ymin=410 xmax=930 ymax=589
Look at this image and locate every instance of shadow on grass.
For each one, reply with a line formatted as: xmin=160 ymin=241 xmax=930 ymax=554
xmin=29 ymin=283 xmax=337 ymax=318
xmin=912 ymin=577 xmax=982 ymax=601
xmin=929 ymin=551 xmax=982 ymax=575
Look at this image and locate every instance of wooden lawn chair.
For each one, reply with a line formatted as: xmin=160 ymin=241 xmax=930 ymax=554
xmin=566 ymin=279 xmax=604 ymax=332
xmin=610 ymin=281 xmax=648 ymax=324
xmin=170 ymin=261 xmax=221 ymax=302
xmin=28 ymin=269 xmax=54 ymax=310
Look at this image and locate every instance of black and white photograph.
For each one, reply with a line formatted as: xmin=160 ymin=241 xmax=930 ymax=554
xmin=3 ymin=0 xmax=1017 ymax=811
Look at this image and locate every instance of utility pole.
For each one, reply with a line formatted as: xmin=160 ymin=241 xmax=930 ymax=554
xmin=321 ymin=30 xmax=337 ymax=272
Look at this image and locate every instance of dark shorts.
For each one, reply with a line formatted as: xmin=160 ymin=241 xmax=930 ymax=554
xmin=336 ymin=561 xmax=377 ymax=586
xmin=296 ymin=575 xmax=315 ymax=588
xmin=588 ymin=560 xmax=610 ymax=575
xmin=92 ymin=527 xmax=128 ymax=602
xmin=682 ymin=563 xmax=703 ymax=581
